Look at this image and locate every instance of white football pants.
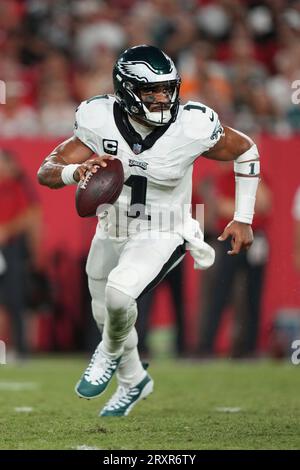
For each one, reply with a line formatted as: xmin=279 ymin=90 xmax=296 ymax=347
xmin=86 ymin=229 xmax=185 ymax=387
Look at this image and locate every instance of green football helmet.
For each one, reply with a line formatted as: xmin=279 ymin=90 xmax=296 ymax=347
xmin=113 ymin=45 xmax=181 ymax=127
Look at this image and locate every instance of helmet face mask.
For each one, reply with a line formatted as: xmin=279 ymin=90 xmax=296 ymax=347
xmin=113 ymin=45 xmax=181 ymax=127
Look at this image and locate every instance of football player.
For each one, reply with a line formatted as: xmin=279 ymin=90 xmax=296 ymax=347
xmin=37 ymin=45 xmax=260 ymax=417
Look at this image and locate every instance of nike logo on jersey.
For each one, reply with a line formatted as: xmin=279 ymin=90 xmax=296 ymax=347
xmin=129 ymin=159 xmax=148 ymax=170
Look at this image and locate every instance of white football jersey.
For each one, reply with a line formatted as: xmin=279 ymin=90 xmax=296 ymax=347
xmin=74 ymin=94 xmax=223 ymax=246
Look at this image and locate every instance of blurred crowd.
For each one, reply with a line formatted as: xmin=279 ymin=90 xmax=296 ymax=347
xmin=1 ymin=0 xmax=300 ymax=359
xmin=0 ymin=0 xmax=300 ymax=137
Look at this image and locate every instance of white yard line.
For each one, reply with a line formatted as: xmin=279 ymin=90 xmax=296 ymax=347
xmin=0 ymin=381 xmax=39 ymax=391
xmin=73 ymin=445 xmax=102 ymax=450
xmin=14 ymin=407 xmax=33 ymax=412
xmin=215 ymin=407 xmax=242 ymax=413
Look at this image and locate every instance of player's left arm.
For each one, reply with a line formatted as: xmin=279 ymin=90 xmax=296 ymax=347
xmin=202 ymin=126 xmax=260 ymax=255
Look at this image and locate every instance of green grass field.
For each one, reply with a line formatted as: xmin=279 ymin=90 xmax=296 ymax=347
xmin=0 ymin=356 xmax=299 ymax=450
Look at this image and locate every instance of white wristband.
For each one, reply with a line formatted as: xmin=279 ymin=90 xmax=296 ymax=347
xmin=61 ymin=164 xmax=80 ymax=185
xmin=234 ymin=176 xmax=259 ymax=224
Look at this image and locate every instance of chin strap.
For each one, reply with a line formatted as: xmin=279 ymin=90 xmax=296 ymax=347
xmin=144 ymin=108 xmax=172 ymax=126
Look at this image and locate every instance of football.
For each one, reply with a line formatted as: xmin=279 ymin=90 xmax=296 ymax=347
xmin=75 ymin=158 xmax=124 ymax=217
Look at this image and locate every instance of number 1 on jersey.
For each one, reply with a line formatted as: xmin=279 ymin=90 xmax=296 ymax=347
xmin=125 ymin=175 xmax=151 ymax=220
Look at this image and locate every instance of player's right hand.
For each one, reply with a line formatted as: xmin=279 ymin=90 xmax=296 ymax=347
xmin=74 ymin=155 xmax=115 ymax=182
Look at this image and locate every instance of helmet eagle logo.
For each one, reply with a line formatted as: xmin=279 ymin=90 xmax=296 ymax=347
xmin=118 ymin=60 xmax=173 ymax=82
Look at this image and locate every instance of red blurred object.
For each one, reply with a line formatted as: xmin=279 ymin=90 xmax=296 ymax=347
xmin=1 ymin=136 xmax=300 ymax=353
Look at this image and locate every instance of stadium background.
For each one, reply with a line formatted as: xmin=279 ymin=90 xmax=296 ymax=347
xmin=1 ymin=0 xmax=300 ymax=452
xmin=0 ymin=0 xmax=300 ymax=356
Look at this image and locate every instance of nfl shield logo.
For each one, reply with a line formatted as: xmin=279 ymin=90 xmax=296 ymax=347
xmin=133 ymin=143 xmax=142 ymax=155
